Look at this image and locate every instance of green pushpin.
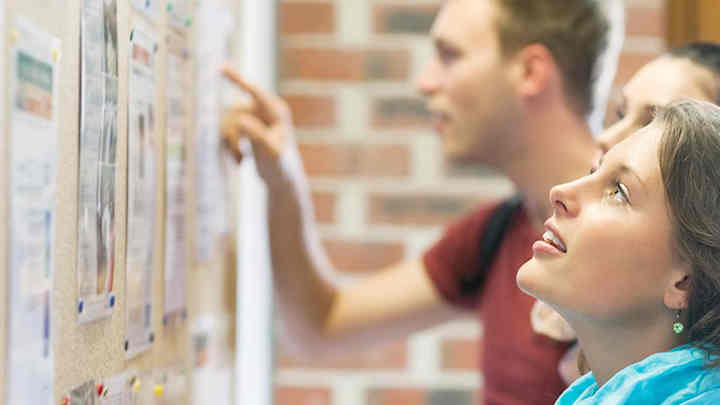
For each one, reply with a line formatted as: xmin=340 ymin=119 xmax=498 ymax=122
xmin=167 ymin=2 xmax=173 ymax=12
xmin=185 ymin=17 xmax=192 ymax=27
xmin=673 ymin=321 xmax=684 ymax=334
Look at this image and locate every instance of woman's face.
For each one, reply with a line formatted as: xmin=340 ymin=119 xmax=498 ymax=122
xmin=597 ymin=56 xmax=717 ymax=153
xmin=517 ymin=124 xmax=683 ymax=324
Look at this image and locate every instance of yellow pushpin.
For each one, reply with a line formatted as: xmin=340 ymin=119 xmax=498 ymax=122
xmin=10 ymin=30 xmax=19 ymax=45
xmin=52 ymin=48 xmax=60 ymax=62
xmin=133 ymin=378 xmax=141 ymax=392
xmin=154 ymin=384 xmax=164 ymax=396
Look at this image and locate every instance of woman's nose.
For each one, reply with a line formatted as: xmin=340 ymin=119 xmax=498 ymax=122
xmin=549 ymin=182 xmax=580 ymax=218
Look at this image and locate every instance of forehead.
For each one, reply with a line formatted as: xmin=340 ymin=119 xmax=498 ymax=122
xmin=432 ymin=0 xmax=499 ymax=49
xmin=624 ymin=57 xmax=717 ymax=106
xmin=608 ymin=124 xmax=663 ymax=192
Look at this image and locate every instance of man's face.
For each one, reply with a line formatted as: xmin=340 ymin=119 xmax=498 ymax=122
xmin=416 ymin=0 xmax=519 ymax=164
xmin=597 ymin=56 xmax=717 ymax=153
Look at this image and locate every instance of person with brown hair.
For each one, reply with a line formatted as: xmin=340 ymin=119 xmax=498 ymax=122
xmin=531 ymin=41 xmax=720 ymax=382
xmin=518 ymin=99 xmax=720 ymax=404
xmin=222 ymin=1 xmax=612 ymax=403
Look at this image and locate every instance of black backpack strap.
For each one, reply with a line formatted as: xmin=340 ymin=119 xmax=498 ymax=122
xmin=459 ymin=194 xmax=524 ymax=297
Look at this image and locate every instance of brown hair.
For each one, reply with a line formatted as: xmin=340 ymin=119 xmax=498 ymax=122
xmin=657 ymin=100 xmax=720 ymax=365
xmin=494 ymin=0 xmax=609 ymax=116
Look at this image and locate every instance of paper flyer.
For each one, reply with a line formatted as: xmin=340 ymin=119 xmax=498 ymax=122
xmin=130 ymin=0 xmax=159 ymax=20
xmin=125 ymin=23 xmax=158 ymax=359
xmin=167 ymin=0 xmax=192 ymax=29
xmin=164 ymin=33 xmax=190 ymax=325
xmin=7 ymin=17 xmax=60 ymax=405
xmin=194 ymin=1 xmax=235 ymax=263
xmin=77 ymin=0 xmax=119 ymax=323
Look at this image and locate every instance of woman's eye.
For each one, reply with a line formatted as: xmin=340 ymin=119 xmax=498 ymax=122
xmin=611 ymin=182 xmax=629 ymax=203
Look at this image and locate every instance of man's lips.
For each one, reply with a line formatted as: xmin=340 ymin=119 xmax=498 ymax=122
xmin=430 ymin=111 xmax=451 ymax=133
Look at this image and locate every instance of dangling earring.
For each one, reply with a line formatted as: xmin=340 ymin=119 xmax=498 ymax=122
xmin=673 ymin=309 xmax=684 ymax=334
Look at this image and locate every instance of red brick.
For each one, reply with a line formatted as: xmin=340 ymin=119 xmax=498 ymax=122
xmin=277 ymin=341 xmax=407 ymax=369
xmin=275 ymin=387 xmax=331 ymax=405
xmin=367 ymin=388 xmax=426 ymax=405
xmin=373 ymin=5 xmax=440 ymax=34
xmin=299 ymin=143 xmax=411 ymax=177
xmin=281 ymin=48 xmax=411 ymax=81
xmin=323 ymin=239 xmax=405 ymax=273
xmin=283 ymin=94 xmax=336 ymax=128
xmin=441 ymin=338 xmax=481 ymax=370
xmin=614 ymin=51 xmax=660 ymax=85
xmin=372 ymin=97 xmax=432 ymax=129
xmin=280 ymin=2 xmax=335 ymax=35
xmin=369 ymin=193 xmax=481 ymax=226
xmin=312 ymin=191 xmax=336 ymax=224
xmin=625 ymin=6 xmax=666 ymax=38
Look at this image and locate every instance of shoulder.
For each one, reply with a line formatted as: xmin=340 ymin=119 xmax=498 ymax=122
xmin=676 ymin=387 xmax=720 ymax=404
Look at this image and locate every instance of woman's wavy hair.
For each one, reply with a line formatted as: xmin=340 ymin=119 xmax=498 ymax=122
xmin=656 ymin=100 xmax=720 ymax=365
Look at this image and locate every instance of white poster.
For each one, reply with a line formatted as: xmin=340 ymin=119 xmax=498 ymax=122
xmin=7 ymin=17 xmax=60 ymax=405
xmin=167 ymin=0 xmax=192 ymax=29
xmin=125 ymin=24 xmax=157 ymax=359
xmin=194 ymin=1 xmax=234 ymax=263
xmin=130 ymin=0 xmax=159 ymax=20
xmin=77 ymin=0 xmax=119 ymax=323
xmin=164 ymin=34 xmax=189 ymax=325
xmin=192 ymin=315 xmax=232 ymax=405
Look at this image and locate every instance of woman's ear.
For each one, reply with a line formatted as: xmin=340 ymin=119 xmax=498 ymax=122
xmin=664 ymin=270 xmax=691 ymax=310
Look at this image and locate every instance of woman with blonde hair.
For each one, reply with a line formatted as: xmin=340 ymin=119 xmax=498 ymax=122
xmin=518 ymin=99 xmax=720 ymax=403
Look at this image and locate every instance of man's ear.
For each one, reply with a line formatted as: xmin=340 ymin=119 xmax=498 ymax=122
xmin=664 ymin=268 xmax=692 ymax=310
xmin=511 ymin=43 xmax=556 ymax=99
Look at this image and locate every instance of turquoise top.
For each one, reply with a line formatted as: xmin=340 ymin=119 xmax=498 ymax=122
xmin=555 ymin=345 xmax=720 ymax=404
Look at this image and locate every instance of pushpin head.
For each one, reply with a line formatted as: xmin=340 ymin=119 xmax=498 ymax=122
xmin=185 ymin=17 xmax=192 ymax=27
xmin=167 ymin=2 xmax=173 ymax=12
xmin=133 ymin=379 xmax=141 ymax=392
xmin=109 ymin=294 xmax=115 ymax=307
xmin=52 ymin=48 xmax=60 ymax=62
xmin=154 ymin=385 xmax=164 ymax=396
xmin=10 ymin=30 xmax=18 ymax=44
xmin=61 ymin=395 xmax=70 ymax=405
xmin=96 ymin=383 xmax=104 ymax=396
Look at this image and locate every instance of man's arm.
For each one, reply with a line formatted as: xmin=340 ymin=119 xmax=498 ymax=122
xmin=221 ymin=67 xmax=460 ymax=358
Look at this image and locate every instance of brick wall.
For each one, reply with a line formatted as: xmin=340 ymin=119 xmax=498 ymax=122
xmin=274 ymin=1 xmax=667 ymax=404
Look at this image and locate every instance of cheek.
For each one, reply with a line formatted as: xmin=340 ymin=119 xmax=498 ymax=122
xmin=561 ymin=217 xmax=673 ymax=315
xmin=446 ymin=59 xmax=499 ymax=112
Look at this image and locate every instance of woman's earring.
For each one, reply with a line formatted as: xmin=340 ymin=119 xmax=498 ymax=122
xmin=673 ymin=310 xmax=684 ymax=334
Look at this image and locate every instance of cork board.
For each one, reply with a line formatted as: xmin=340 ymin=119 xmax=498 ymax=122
xmin=0 ymin=0 xmax=240 ymax=403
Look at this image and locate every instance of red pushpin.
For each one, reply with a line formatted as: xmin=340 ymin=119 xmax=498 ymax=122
xmin=61 ymin=395 xmax=70 ymax=405
xmin=97 ymin=383 xmax=104 ymax=396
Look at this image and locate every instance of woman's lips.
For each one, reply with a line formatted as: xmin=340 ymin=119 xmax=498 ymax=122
xmin=532 ymin=240 xmax=565 ymax=256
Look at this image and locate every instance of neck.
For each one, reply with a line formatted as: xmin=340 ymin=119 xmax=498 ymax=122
xmin=570 ymin=312 xmax=688 ymax=387
xmin=496 ymin=106 xmax=597 ymax=231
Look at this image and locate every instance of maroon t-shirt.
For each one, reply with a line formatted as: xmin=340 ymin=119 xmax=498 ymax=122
xmin=424 ymin=202 xmax=570 ymax=405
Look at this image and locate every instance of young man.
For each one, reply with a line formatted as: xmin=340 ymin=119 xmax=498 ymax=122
xmin=222 ymin=1 xmax=608 ymax=403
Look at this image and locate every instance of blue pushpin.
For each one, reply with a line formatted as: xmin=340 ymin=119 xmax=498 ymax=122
xmin=78 ymin=300 xmax=84 ymax=314
xmin=109 ymin=295 xmax=116 ymax=308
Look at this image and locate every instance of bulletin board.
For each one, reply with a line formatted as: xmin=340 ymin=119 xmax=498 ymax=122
xmin=0 ymin=0 xmax=242 ymax=403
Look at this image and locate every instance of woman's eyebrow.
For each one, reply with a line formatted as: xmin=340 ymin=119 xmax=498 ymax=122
xmin=619 ymin=163 xmax=647 ymax=196
xmin=598 ymin=156 xmax=647 ymax=195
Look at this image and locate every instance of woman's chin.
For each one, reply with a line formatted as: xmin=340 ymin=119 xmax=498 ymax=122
xmin=516 ymin=259 xmax=546 ymax=299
